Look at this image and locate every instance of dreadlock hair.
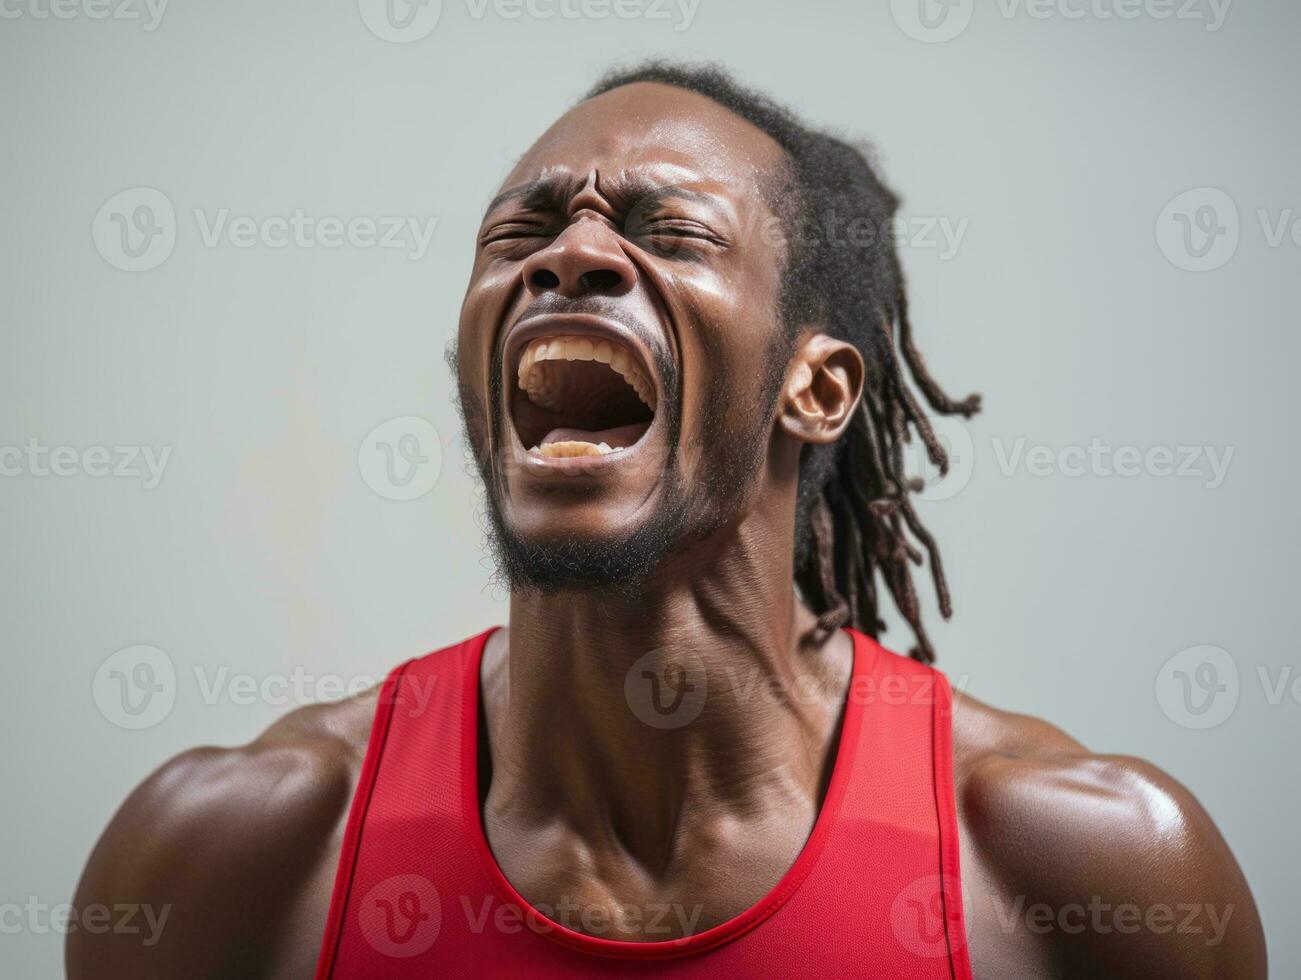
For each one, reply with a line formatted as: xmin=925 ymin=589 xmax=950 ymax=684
xmin=584 ymin=62 xmax=981 ymax=663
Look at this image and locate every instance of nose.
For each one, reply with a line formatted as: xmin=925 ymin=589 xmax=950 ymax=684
xmin=521 ymin=216 xmax=636 ymax=298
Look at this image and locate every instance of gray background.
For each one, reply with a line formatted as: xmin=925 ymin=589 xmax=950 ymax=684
xmin=2 ymin=0 xmax=1297 ymax=975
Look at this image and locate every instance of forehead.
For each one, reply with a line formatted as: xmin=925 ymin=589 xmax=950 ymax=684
xmin=500 ymin=81 xmax=787 ymax=203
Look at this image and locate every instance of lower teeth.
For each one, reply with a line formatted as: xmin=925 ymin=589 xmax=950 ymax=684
xmin=532 ymin=441 xmax=619 ymax=458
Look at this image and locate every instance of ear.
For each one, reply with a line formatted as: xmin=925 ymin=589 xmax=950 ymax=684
xmin=777 ymin=333 xmax=865 ymax=445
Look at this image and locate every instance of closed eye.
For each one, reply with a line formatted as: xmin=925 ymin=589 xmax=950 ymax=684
xmin=479 ymin=220 xmax=557 ymax=247
xmin=627 ymin=218 xmax=728 ymax=255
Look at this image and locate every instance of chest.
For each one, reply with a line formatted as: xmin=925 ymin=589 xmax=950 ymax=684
xmin=481 ymin=810 xmax=822 ymax=942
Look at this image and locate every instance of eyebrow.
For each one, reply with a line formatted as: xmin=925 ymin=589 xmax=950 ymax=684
xmin=482 ymin=172 xmax=721 ymax=220
xmin=482 ymin=175 xmax=574 ymax=218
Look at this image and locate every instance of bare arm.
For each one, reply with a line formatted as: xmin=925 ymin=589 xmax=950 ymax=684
xmin=66 ymin=692 xmax=374 ymax=980
xmin=955 ymin=696 xmax=1266 ymax=979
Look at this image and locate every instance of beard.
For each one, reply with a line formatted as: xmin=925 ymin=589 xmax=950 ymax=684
xmin=449 ymin=321 xmax=793 ymax=597
xmin=484 ymin=473 xmax=694 ymax=595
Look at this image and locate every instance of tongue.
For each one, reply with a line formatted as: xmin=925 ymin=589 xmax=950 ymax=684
xmin=539 ymin=422 xmax=649 ymax=449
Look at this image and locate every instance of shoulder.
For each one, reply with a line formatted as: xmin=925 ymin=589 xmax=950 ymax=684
xmin=950 ymin=693 xmax=1266 ymax=978
xmin=67 ymin=687 xmax=380 ymax=979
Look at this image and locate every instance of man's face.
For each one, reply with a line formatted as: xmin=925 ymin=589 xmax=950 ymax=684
xmin=455 ymin=81 xmax=793 ymax=589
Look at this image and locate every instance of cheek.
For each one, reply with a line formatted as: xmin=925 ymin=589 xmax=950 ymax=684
xmin=457 ymin=261 xmax=524 ymax=405
xmin=672 ymin=268 xmax=784 ymax=462
xmin=676 ymin=260 xmax=775 ymax=400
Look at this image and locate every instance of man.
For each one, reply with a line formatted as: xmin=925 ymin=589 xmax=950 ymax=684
xmin=69 ymin=63 xmax=1265 ymax=978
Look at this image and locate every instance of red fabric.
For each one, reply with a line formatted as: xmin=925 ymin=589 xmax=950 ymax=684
xmin=315 ymin=627 xmax=972 ymax=978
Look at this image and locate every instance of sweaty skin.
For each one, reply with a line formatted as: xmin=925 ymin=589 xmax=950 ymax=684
xmin=69 ymin=83 xmax=1266 ymax=979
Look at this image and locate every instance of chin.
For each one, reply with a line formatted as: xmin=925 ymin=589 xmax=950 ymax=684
xmin=487 ymin=493 xmax=693 ymax=594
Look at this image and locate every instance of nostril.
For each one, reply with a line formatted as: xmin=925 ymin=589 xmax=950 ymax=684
xmin=531 ymin=269 xmax=560 ymax=289
xmin=579 ymin=269 xmax=622 ymax=292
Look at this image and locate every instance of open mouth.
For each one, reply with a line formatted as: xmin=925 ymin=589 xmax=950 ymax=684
xmin=510 ymin=334 xmax=656 ymax=459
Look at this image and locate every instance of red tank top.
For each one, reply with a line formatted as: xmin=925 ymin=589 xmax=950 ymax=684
xmin=315 ymin=626 xmax=972 ymax=978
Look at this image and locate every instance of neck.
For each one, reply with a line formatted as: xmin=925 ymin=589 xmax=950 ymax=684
xmin=481 ymin=507 xmax=854 ymax=876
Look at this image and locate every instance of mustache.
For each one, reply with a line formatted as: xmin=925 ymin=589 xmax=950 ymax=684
xmin=513 ymin=291 xmax=635 ymax=326
xmin=510 ymin=293 xmax=672 ymax=372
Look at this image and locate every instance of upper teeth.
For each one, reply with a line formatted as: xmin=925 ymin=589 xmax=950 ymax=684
xmin=517 ymin=335 xmax=657 ymax=412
